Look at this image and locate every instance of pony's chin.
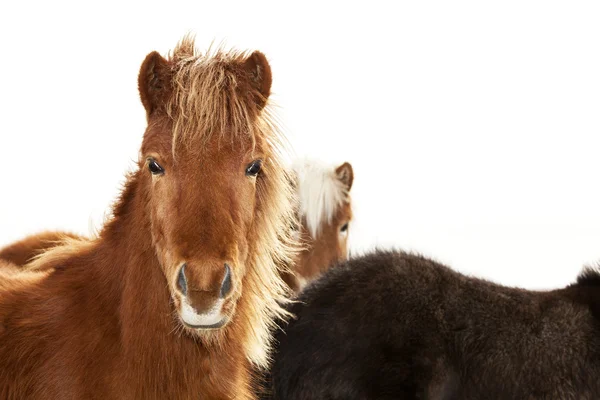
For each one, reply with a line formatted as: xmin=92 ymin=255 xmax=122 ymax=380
xmin=181 ymin=317 xmax=229 ymax=330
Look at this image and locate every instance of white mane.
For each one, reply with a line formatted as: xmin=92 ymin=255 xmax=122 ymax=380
xmin=291 ymin=158 xmax=349 ymax=238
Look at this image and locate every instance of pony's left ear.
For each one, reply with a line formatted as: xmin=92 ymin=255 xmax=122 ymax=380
xmin=242 ymin=51 xmax=272 ymax=110
xmin=138 ymin=51 xmax=171 ymax=117
xmin=335 ymin=162 xmax=354 ymax=191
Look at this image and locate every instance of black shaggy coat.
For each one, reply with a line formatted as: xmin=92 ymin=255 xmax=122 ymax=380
xmin=267 ymin=250 xmax=600 ymax=400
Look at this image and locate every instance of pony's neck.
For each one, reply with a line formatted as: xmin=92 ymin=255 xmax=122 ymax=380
xmin=98 ymin=171 xmax=175 ymax=337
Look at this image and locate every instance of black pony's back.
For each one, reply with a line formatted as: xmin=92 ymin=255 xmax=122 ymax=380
xmin=268 ymin=250 xmax=600 ymax=399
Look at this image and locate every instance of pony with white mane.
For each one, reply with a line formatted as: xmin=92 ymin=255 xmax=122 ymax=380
xmin=281 ymin=159 xmax=354 ymax=292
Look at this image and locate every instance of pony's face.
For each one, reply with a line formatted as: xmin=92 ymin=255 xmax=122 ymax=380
xmin=141 ymin=132 xmax=265 ymax=330
xmin=137 ymin=46 xmax=275 ymax=332
xmin=299 ymin=199 xmax=352 ymax=274
xmin=295 ymin=162 xmax=354 ymax=286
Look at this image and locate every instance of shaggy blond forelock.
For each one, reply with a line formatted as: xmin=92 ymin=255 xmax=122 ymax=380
xmin=166 ymin=37 xmax=266 ymax=154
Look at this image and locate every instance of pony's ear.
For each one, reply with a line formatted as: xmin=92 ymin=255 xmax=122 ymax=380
xmin=241 ymin=51 xmax=272 ymax=110
xmin=335 ymin=162 xmax=354 ymax=191
xmin=138 ymin=51 xmax=171 ymax=116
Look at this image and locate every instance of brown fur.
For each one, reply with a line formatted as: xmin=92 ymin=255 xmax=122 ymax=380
xmin=0 ymin=231 xmax=82 ymax=266
xmin=0 ymin=37 xmax=296 ymax=399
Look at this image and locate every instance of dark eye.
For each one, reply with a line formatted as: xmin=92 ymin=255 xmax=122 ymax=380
xmin=246 ymin=160 xmax=262 ymax=177
xmin=148 ymin=158 xmax=164 ymax=175
xmin=340 ymin=223 xmax=349 ymax=233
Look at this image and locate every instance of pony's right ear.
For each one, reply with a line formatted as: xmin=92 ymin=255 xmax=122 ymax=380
xmin=335 ymin=162 xmax=354 ymax=192
xmin=138 ymin=51 xmax=171 ymax=116
xmin=241 ymin=51 xmax=272 ymax=110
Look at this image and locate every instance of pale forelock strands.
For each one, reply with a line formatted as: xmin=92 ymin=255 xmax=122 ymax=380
xmin=166 ymin=36 xmax=269 ymax=152
xmin=292 ymin=158 xmax=350 ymax=238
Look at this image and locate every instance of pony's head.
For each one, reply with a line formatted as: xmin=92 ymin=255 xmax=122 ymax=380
xmin=291 ymin=160 xmax=354 ymax=286
xmin=136 ymin=38 xmax=294 ymax=346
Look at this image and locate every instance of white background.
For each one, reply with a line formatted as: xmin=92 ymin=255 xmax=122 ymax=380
xmin=1 ymin=1 xmax=599 ymax=289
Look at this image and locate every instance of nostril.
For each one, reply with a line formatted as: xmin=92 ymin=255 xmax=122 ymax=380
xmin=220 ymin=264 xmax=232 ymax=298
xmin=177 ymin=264 xmax=188 ymax=295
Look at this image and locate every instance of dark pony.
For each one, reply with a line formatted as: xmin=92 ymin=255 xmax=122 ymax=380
xmin=0 ymin=37 xmax=296 ymax=399
xmin=268 ymin=250 xmax=600 ymax=399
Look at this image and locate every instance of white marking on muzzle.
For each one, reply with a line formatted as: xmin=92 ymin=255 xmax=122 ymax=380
xmin=180 ymin=298 xmax=225 ymax=327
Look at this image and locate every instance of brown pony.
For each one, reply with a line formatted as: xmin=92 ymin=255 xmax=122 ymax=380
xmin=280 ymin=159 xmax=354 ymax=292
xmin=0 ymin=160 xmax=354 ymax=294
xmin=0 ymin=37 xmax=296 ymax=399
